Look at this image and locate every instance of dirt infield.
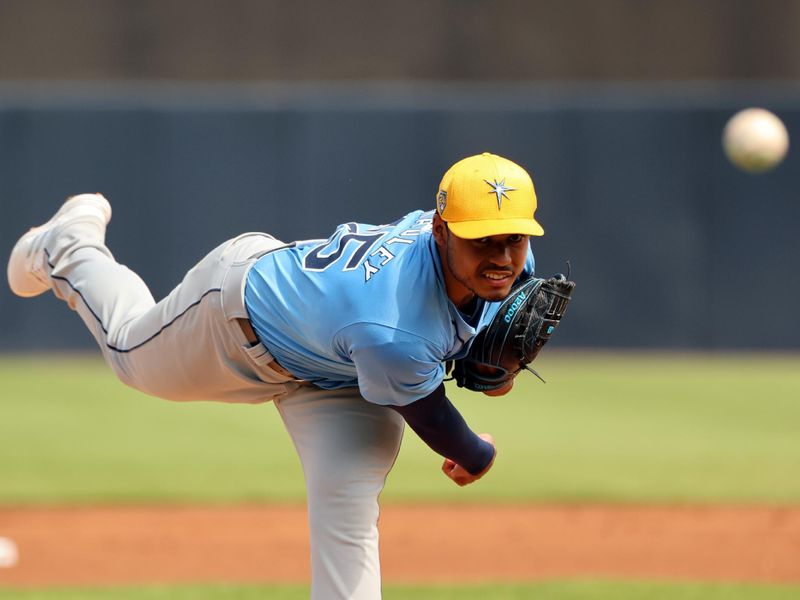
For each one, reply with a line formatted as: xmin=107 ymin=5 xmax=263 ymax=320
xmin=1 ymin=505 xmax=799 ymax=586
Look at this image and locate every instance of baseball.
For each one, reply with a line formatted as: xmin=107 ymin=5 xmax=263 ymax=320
xmin=0 ymin=537 xmax=19 ymax=568
xmin=722 ymin=108 xmax=789 ymax=173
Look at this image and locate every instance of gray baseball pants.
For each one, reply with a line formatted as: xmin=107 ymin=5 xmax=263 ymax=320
xmin=45 ymin=222 xmax=405 ymax=599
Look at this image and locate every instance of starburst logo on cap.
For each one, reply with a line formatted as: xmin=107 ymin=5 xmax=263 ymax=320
xmin=437 ymin=190 xmax=447 ymax=213
xmin=485 ymin=178 xmax=516 ymax=209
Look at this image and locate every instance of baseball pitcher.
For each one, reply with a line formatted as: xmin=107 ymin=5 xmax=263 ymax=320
xmin=8 ymin=152 xmax=573 ymax=599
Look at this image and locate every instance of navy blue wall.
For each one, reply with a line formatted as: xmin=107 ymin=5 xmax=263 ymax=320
xmin=2 ymin=84 xmax=798 ymax=350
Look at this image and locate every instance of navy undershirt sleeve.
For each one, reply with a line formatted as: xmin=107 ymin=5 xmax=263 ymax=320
xmin=388 ymin=383 xmax=495 ymax=475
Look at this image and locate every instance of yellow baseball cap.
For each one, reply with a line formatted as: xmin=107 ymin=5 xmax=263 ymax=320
xmin=436 ymin=152 xmax=544 ymax=239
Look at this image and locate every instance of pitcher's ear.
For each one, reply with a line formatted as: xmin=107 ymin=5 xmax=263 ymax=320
xmin=432 ymin=213 xmax=448 ymax=247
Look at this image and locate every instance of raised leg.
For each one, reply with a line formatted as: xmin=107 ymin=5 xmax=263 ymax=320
xmin=9 ymin=194 xmax=296 ymax=403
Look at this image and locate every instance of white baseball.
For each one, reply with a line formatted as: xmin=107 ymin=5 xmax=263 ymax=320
xmin=722 ymin=108 xmax=789 ymax=173
xmin=0 ymin=536 xmax=18 ymax=568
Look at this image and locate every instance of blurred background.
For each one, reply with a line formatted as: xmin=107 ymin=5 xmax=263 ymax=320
xmin=1 ymin=2 xmax=799 ymax=596
xmin=1 ymin=0 xmax=799 ymax=352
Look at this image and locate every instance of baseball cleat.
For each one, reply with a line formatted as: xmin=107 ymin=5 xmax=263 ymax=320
xmin=7 ymin=193 xmax=112 ymax=297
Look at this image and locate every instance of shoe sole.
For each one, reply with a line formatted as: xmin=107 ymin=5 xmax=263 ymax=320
xmin=7 ymin=194 xmax=112 ymax=297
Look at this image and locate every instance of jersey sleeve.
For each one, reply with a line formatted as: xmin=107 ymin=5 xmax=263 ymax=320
xmin=335 ymin=322 xmax=445 ymax=406
xmin=388 ymin=383 xmax=495 ymax=475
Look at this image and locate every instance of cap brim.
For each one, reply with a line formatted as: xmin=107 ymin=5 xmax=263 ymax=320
xmin=447 ymin=218 xmax=545 ymax=239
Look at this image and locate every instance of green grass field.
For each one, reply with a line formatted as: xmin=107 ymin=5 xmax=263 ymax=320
xmin=1 ymin=352 xmax=798 ymax=505
xmin=2 ymin=582 xmax=800 ymax=600
xmin=1 ymin=352 xmax=799 ymax=599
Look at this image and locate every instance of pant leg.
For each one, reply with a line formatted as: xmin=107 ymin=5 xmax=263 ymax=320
xmin=275 ymin=387 xmax=405 ymax=600
xmin=45 ymin=223 xmax=298 ymax=403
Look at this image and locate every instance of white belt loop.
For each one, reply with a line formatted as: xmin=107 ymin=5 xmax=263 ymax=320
xmin=242 ymin=342 xmax=276 ymax=367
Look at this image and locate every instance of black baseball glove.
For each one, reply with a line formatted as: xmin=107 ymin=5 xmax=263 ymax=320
xmin=451 ymin=274 xmax=575 ymax=392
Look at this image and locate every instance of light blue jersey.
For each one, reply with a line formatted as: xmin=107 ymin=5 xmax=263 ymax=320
xmin=244 ymin=210 xmax=535 ymax=406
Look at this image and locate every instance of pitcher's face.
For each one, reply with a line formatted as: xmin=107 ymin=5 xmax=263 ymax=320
xmin=433 ymin=214 xmax=529 ymax=307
